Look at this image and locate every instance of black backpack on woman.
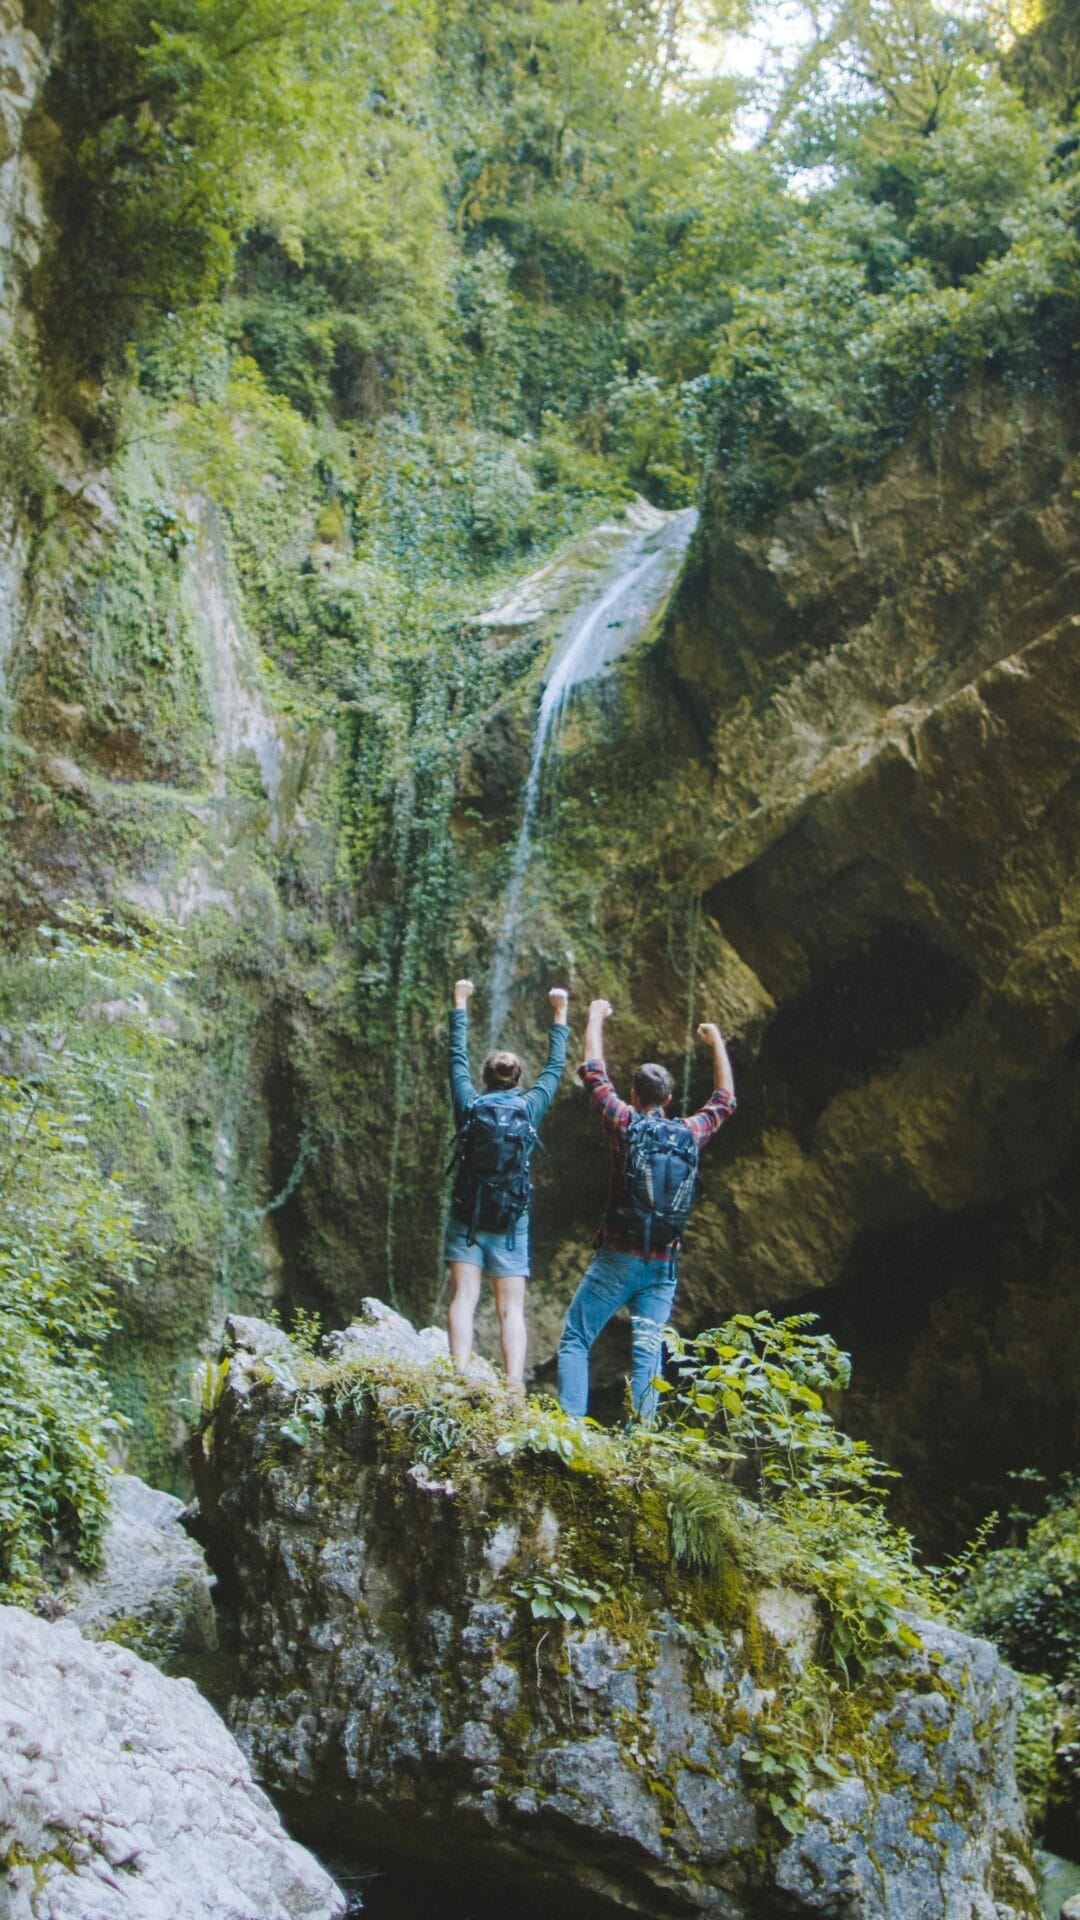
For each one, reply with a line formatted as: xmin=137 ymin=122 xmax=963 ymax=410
xmin=451 ymin=1092 xmax=540 ymax=1250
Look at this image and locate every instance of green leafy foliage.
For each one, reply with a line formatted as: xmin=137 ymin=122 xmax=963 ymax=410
xmin=652 ymin=1458 xmax=746 ymax=1577
xmin=278 ymin=1398 xmax=327 ymax=1449
xmin=286 ymin=1307 xmax=324 ymax=1358
xmin=1011 ymin=1670 xmax=1060 ymax=1825
xmin=944 ymin=1475 xmax=1080 ymax=1825
xmin=739 ymin=1742 xmax=816 ymax=1835
xmin=654 ymin=1314 xmax=929 ymax=1675
xmin=954 ymin=1476 xmax=1080 ymax=1682
xmin=661 ymin=1312 xmax=883 ymax=1499
xmin=48 ymin=445 xmax=210 ymax=780
xmin=512 ymin=1563 xmax=610 ymax=1626
xmin=495 ymin=1403 xmax=616 ymax=1473
xmin=398 ymin=1401 xmax=469 ymax=1467
xmin=42 ymin=0 xmax=446 ymax=388
xmin=0 ymin=909 xmax=188 ymax=1595
xmin=634 ymin=4 xmax=1079 ymax=513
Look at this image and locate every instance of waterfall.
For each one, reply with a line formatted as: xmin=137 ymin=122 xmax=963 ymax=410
xmin=486 ymin=502 xmax=698 ymax=1045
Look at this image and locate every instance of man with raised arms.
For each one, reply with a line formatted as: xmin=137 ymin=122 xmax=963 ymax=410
xmin=558 ymin=997 xmax=736 ymax=1421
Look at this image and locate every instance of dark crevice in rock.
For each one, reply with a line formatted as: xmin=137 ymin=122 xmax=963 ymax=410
xmin=287 ymin=1797 xmax=699 ymax=1920
xmin=750 ymin=922 xmax=980 ymax=1145
xmin=703 ymin=849 xmax=904 ymax=1005
xmin=690 ymin=910 xmax=982 ymax=1162
xmin=786 ymin=1161 xmax=1080 ymax=1554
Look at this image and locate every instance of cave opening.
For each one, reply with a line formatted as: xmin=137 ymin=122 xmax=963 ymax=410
xmin=754 ymin=920 xmax=980 ymax=1142
xmin=785 ymin=1167 xmax=1080 ymax=1556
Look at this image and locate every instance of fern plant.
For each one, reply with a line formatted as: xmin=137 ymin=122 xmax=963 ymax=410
xmin=654 ymin=1459 xmax=745 ymax=1578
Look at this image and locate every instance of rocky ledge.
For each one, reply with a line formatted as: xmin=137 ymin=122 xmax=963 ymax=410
xmin=194 ymin=1304 xmax=1039 ymax=1920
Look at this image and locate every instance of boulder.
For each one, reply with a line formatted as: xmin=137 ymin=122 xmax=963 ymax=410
xmin=0 ymin=1605 xmax=345 ymax=1920
xmin=320 ymin=1296 xmax=452 ymax=1368
xmin=63 ymin=1473 xmax=217 ymax=1667
xmin=195 ymin=1315 xmax=1038 ymax=1920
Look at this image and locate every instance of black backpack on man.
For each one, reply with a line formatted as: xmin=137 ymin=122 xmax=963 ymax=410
xmin=451 ymin=1092 xmax=540 ymax=1250
xmin=618 ymin=1111 xmax=700 ymax=1256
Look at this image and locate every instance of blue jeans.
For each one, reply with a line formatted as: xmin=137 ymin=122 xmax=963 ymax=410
xmin=557 ymin=1248 xmax=677 ymax=1423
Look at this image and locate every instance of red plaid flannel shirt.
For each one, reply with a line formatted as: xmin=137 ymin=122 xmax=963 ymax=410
xmin=579 ymin=1059 xmax=736 ymax=1258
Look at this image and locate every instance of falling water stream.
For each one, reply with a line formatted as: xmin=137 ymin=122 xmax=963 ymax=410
xmin=485 ymin=500 xmax=698 ymax=1044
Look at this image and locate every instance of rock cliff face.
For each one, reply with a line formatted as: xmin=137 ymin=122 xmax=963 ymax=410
xmin=487 ymin=382 xmax=1080 ymax=1542
xmin=194 ymin=1310 xmax=1039 ymax=1920
xmin=0 ymin=0 xmax=361 ymax=1462
xmin=0 ymin=0 xmax=47 ymax=685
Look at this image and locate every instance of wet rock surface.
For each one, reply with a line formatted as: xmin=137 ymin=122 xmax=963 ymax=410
xmin=0 ymin=1604 xmax=345 ymax=1920
xmin=195 ymin=1311 xmax=1038 ymax=1920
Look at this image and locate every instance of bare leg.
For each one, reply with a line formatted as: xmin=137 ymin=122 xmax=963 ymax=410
xmin=448 ymin=1261 xmax=483 ymax=1370
xmin=493 ymin=1273 xmax=527 ymax=1385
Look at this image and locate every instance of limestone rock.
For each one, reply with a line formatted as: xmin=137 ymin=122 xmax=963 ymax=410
xmin=196 ymin=1318 xmax=1038 ymax=1920
xmin=321 ymin=1296 xmax=499 ymax=1385
xmin=320 ymin=1295 xmax=451 ymax=1367
xmin=226 ymin=1312 xmax=298 ymax=1368
xmin=519 ymin=383 xmax=1080 ymax=1538
xmin=0 ymin=0 xmax=47 ymax=329
xmin=63 ymin=1473 xmax=217 ymax=1667
xmin=0 ymin=1605 xmax=345 ymax=1920
xmin=39 ymin=755 xmax=91 ymax=801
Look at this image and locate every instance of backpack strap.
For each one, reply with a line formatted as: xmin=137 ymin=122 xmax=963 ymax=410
xmin=467 ymin=1177 xmax=482 ymax=1247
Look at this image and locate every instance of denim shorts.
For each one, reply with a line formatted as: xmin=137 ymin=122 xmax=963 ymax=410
xmin=443 ymin=1213 xmax=530 ymax=1279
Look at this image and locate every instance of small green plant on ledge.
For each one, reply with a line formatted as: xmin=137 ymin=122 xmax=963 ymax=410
xmin=190 ymin=1355 xmax=230 ymax=1460
xmin=512 ymin=1564 xmax=612 ymax=1627
xmin=495 ymin=1402 xmax=618 ymax=1473
xmin=658 ymin=1312 xmax=880 ymax=1496
xmin=397 ymin=1401 xmax=468 ymax=1467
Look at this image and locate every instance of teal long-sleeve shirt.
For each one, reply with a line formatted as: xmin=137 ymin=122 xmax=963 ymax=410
xmin=448 ymin=1008 xmax=569 ymax=1132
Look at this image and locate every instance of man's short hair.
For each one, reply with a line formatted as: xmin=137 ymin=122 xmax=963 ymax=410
xmin=482 ymin=1049 xmax=522 ymax=1090
xmin=633 ymin=1062 xmax=674 ymax=1108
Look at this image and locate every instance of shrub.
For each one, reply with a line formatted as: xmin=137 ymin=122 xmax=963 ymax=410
xmin=0 ymin=909 xmax=187 ymax=1596
xmin=955 ymin=1479 xmax=1080 ymax=1683
xmin=654 ymin=1313 xmax=929 ymax=1674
